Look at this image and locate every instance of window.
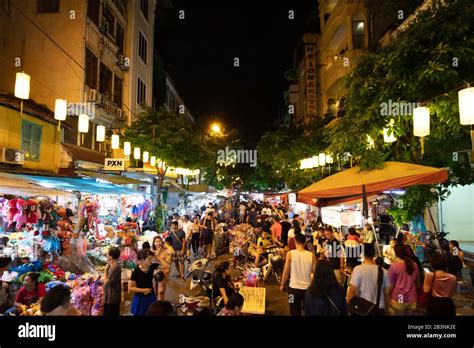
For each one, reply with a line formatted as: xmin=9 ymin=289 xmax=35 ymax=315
xmin=138 ymin=32 xmax=147 ymax=64
xmin=87 ymin=0 xmax=100 ymax=26
xmin=21 ymin=120 xmax=42 ymax=161
xmin=102 ymin=5 xmax=115 ymax=38
xmin=116 ymin=23 xmax=124 ymax=53
xmin=114 ymin=75 xmax=123 ymax=106
xmin=99 ymin=62 xmax=113 ymax=98
xmin=37 ymin=0 xmax=59 ymax=13
xmin=352 ymin=20 xmax=365 ymax=49
xmin=137 ymin=78 xmax=146 ymax=105
xmin=85 ymin=48 xmax=98 ymax=89
xmin=140 ymin=0 xmax=149 ymax=20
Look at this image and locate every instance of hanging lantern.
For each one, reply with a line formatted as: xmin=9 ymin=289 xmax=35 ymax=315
xmin=319 ymin=153 xmax=326 ymax=166
xmin=78 ymin=114 xmax=89 ymax=133
xmin=124 ymin=142 xmax=131 ymax=156
xmin=326 ymin=153 xmax=334 ymax=164
xmin=14 ymin=72 xmax=30 ymax=99
xmin=111 ymin=134 xmax=120 ymax=149
xmin=459 ymin=87 xmax=474 ymax=125
xmin=134 ymin=147 xmax=141 ymax=160
xmin=143 ymin=151 xmax=149 ymax=163
xmin=413 ymin=106 xmax=430 ymax=137
xmin=96 ymin=125 xmax=105 ymax=142
xmin=383 ymin=128 xmax=396 ymax=143
xmin=312 ymin=156 xmax=319 ymax=168
xmin=150 ymin=156 xmax=156 ymax=167
xmin=54 ymin=99 xmax=67 ymax=121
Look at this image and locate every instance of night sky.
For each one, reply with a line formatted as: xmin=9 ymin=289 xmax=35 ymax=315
xmin=156 ymin=0 xmax=318 ymax=145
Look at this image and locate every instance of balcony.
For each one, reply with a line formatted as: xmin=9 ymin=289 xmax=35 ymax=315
xmin=111 ymin=0 xmax=127 ymax=19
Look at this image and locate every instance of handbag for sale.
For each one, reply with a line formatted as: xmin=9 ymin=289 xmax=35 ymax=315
xmin=348 ymin=266 xmax=383 ymax=316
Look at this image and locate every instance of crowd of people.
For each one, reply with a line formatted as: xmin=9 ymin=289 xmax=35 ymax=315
xmin=0 ymin=198 xmax=468 ymax=317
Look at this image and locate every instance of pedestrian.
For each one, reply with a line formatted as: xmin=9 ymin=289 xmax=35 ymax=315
xmin=201 ymin=212 xmax=216 ymax=259
xmin=103 ymin=246 xmax=122 ymax=316
xmin=346 ymin=243 xmax=390 ymax=315
xmin=382 ymin=237 xmax=397 ymax=269
xmin=181 ymin=215 xmax=193 ymax=263
xmin=423 ymin=253 xmax=457 ymax=316
xmin=449 ymin=240 xmax=465 ymax=279
xmin=0 ymin=256 xmax=12 ymax=313
xmin=280 ymin=233 xmax=315 ymax=316
xmin=305 ymin=260 xmax=347 ymax=315
xmin=280 ymin=214 xmax=292 ymax=246
xmin=217 ymin=293 xmax=245 ymax=316
xmin=271 ymin=215 xmax=283 ymax=247
xmin=169 ymin=221 xmax=186 ymax=280
xmin=190 ymin=216 xmax=202 ymax=257
xmin=146 ymin=300 xmax=174 ymax=316
xmin=152 ymin=236 xmax=172 ymax=301
xmin=239 ymin=202 xmax=247 ymax=224
xmin=387 ymin=244 xmax=419 ymax=315
xmin=322 ymin=226 xmax=345 ymax=286
xmin=40 ymin=284 xmax=81 ymax=316
xmin=129 ymin=249 xmax=159 ymax=316
xmin=212 ymin=261 xmax=235 ymax=309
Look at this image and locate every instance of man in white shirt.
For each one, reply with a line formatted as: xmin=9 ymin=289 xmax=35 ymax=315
xmin=382 ymin=238 xmax=397 ymax=268
xmin=347 ymin=243 xmax=391 ymax=314
xmin=239 ymin=203 xmax=247 ymax=224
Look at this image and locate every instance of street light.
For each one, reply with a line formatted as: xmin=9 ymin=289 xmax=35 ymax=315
xmin=54 ymin=99 xmax=67 ymax=131
xmin=124 ymin=142 xmax=131 ymax=156
xmin=143 ymin=151 xmax=149 ymax=163
xmin=413 ymin=106 xmax=430 ymax=155
xmin=134 ymin=147 xmax=141 ymax=160
xmin=111 ymin=134 xmax=120 ymax=149
xmin=15 ymin=72 xmax=30 ymax=119
xmin=78 ymin=114 xmax=89 ymax=144
xmin=210 ymin=122 xmax=222 ymax=135
xmin=96 ymin=125 xmax=105 ymax=142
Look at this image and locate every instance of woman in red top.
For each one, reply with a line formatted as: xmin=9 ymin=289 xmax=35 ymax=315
xmin=4 ymin=272 xmax=45 ymax=315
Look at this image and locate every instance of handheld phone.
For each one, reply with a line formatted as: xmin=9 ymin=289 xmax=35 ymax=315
xmin=423 ymin=267 xmax=431 ymax=274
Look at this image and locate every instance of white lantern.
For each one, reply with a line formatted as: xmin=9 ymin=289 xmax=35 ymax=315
xmin=124 ymin=142 xmax=131 ymax=156
xmin=111 ymin=134 xmax=120 ymax=149
xmin=326 ymin=153 xmax=334 ymax=164
xmin=134 ymin=147 xmax=141 ymax=160
xmin=96 ymin=125 xmax=105 ymax=142
xmin=14 ymin=72 xmax=30 ymax=99
xmin=150 ymin=156 xmax=156 ymax=167
xmin=319 ymin=153 xmax=326 ymax=166
xmin=78 ymin=114 xmax=89 ymax=133
xmin=383 ymin=128 xmax=396 ymax=143
xmin=143 ymin=151 xmax=149 ymax=163
xmin=413 ymin=106 xmax=430 ymax=137
xmin=54 ymin=99 xmax=67 ymax=121
xmin=459 ymin=87 xmax=474 ymax=125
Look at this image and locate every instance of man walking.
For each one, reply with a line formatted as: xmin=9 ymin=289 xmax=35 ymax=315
xmin=169 ymin=221 xmax=186 ymax=281
xmin=280 ymin=233 xmax=316 ymax=316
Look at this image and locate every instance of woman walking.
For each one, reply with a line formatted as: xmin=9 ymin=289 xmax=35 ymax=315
xmin=129 ymin=249 xmax=159 ymax=316
xmin=152 ymin=236 xmax=172 ymax=301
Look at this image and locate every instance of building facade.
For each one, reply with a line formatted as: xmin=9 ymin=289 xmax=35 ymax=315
xmin=0 ymin=0 xmax=156 ymax=173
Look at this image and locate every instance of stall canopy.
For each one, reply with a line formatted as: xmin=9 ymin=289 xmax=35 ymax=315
xmin=17 ymin=174 xmax=147 ymax=195
xmin=76 ymin=170 xmax=150 ymax=185
xmin=0 ymin=172 xmax=71 ymax=197
xmin=298 ymin=161 xmax=448 ymax=207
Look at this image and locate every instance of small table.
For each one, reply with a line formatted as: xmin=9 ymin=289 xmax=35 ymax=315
xmin=239 ymin=286 xmax=266 ymax=315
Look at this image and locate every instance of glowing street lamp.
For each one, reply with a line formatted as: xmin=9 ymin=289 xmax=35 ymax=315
xmin=134 ymin=147 xmax=141 ymax=160
xmin=150 ymin=156 xmax=156 ymax=167
xmin=124 ymin=142 xmax=131 ymax=156
xmin=143 ymin=151 xmax=149 ymax=163
xmin=413 ymin=106 xmax=430 ymax=155
xmin=210 ymin=122 xmax=222 ymax=135
xmin=111 ymin=134 xmax=120 ymax=149
xmin=78 ymin=114 xmax=89 ymax=144
xmin=96 ymin=125 xmax=105 ymax=142
xmin=15 ymin=72 xmax=30 ymax=119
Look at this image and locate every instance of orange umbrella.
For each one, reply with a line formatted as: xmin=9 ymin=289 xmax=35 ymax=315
xmin=298 ymin=161 xmax=448 ymax=207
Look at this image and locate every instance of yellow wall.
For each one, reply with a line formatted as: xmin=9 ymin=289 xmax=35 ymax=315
xmin=0 ymin=105 xmax=61 ymax=173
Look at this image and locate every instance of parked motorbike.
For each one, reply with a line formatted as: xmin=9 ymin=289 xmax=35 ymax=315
xmin=261 ymin=247 xmax=284 ymax=284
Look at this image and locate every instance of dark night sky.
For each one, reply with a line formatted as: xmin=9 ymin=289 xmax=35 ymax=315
xmin=156 ymin=0 xmax=318 ymax=145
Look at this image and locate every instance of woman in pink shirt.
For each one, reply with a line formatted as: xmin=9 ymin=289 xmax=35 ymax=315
xmin=388 ymin=244 xmax=419 ymax=315
xmin=423 ymin=253 xmax=457 ymax=316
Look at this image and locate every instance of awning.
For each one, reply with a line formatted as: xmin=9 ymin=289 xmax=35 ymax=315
xmin=17 ymin=174 xmax=147 ymax=196
xmin=76 ymin=170 xmax=150 ymax=185
xmin=298 ymin=161 xmax=448 ymax=206
xmin=0 ymin=172 xmax=72 ymax=197
xmin=62 ymin=143 xmax=105 ymax=165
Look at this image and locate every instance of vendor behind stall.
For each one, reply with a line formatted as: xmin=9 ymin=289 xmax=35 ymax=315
xmin=4 ymin=272 xmax=45 ymax=315
xmin=0 ymin=256 xmax=12 ymax=312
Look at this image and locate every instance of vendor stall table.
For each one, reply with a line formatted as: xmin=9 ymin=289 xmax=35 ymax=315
xmin=239 ymin=286 xmax=266 ymax=315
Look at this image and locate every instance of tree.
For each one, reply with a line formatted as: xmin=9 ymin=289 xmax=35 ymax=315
xmin=327 ymin=0 xmax=474 ymax=222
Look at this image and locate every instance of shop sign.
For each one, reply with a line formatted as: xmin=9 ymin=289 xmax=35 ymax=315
xmin=321 ymin=207 xmax=341 ymax=228
xmin=104 ymin=158 xmax=125 ymax=171
xmin=305 ymin=44 xmax=317 ymax=118
xmin=288 ymin=193 xmax=296 ymax=205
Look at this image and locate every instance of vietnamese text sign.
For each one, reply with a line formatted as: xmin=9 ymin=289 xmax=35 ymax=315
xmin=104 ymin=158 xmax=125 ymax=171
xmin=305 ymin=44 xmax=317 ymax=118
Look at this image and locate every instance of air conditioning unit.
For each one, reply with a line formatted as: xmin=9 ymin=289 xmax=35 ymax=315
xmin=0 ymin=147 xmax=24 ymax=165
xmin=86 ymin=89 xmax=98 ymax=102
xmin=116 ymin=54 xmax=129 ymax=71
xmin=116 ymin=108 xmax=123 ymax=119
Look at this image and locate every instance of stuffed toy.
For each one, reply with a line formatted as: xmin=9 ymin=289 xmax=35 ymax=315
xmin=7 ymin=198 xmax=18 ymax=230
xmin=86 ymin=202 xmax=100 ymax=238
xmin=26 ymin=200 xmax=38 ymax=225
xmin=13 ymin=199 xmax=28 ymax=230
xmin=42 ymin=202 xmax=53 ymax=232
